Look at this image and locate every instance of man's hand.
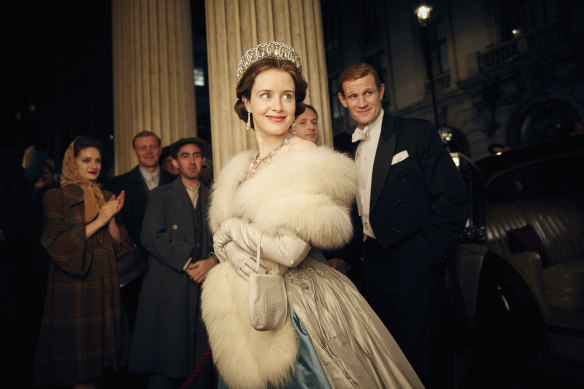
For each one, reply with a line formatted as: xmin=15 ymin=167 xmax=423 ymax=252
xmin=186 ymin=256 xmax=216 ymax=283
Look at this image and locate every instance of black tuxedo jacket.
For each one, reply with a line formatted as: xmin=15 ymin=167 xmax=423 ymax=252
xmin=346 ymin=113 xmax=469 ymax=293
xmin=104 ymin=166 xmax=176 ymax=248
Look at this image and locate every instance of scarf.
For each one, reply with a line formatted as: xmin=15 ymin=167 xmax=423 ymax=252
xmin=60 ymin=137 xmax=106 ymax=223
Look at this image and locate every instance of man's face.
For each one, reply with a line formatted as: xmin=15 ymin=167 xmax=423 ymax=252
xmin=174 ymin=143 xmax=205 ymax=181
xmin=161 ymin=155 xmax=179 ymax=175
xmin=338 ymin=74 xmax=385 ymax=129
xmin=295 ymin=107 xmax=319 ymax=144
xmin=133 ymin=135 xmax=161 ymax=168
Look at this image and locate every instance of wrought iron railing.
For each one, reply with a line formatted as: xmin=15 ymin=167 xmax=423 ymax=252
xmin=477 ymin=20 xmax=574 ymax=73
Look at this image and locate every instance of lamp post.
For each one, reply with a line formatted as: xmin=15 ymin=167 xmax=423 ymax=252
xmin=416 ymin=4 xmax=439 ymax=129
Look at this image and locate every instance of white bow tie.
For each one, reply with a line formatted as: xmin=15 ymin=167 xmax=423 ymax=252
xmin=352 ymin=128 xmax=369 ymax=143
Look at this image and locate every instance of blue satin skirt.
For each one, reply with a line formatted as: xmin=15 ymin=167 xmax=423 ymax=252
xmin=218 ymin=304 xmax=331 ymax=389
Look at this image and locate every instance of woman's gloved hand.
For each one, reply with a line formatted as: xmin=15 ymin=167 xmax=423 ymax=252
xmin=214 ymin=217 xmax=311 ymax=267
xmin=215 ymin=240 xmax=268 ymax=280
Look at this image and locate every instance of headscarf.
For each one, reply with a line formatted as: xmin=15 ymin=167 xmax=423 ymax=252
xmin=60 ymin=137 xmax=106 ymax=223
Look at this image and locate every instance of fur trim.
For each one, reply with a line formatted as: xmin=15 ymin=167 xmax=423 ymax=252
xmin=208 ymin=150 xmax=256 ymax=234
xmin=201 ymin=263 xmax=298 ymax=389
xmin=209 ymin=147 xmax=358 ymax=249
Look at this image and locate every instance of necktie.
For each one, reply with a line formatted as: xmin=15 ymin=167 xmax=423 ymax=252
xmin=352 ymin=128 xmax=369 ymax=143
xmin=147 ymin=176 xmax=155 ymax=190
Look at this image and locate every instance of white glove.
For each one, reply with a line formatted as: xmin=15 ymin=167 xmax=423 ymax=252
xmin=215 ymin=217 xmax=311 ymax=267
xmin=217 ymin=240 xmax=268 ymax=280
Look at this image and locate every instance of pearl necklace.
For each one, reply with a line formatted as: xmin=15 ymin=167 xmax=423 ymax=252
xmin=249 ymin=130 xmax=296 ymax=174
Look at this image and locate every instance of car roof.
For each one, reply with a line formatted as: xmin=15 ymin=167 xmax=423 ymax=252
xmin=475 ymin=134 xmax=584 ymax=188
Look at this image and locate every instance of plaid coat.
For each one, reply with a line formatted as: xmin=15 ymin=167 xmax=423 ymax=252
xmin=32 ymin=184 xmax=131 ymax=386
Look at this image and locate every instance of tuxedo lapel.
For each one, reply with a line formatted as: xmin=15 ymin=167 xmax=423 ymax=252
xmin=370 ymin=114 xmax=397 ymax=212
xmin=349 ymin=140 xmax=359 ymax=159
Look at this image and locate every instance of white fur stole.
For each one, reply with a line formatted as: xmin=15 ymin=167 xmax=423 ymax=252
xmin=208 ymin=146 xmax=358 ymax=248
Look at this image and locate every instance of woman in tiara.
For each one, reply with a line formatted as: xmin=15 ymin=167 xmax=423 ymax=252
xmin=201 ymin=42 xmax=423 ymax=389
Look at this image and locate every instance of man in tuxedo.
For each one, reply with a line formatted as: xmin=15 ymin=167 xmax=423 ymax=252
xmin=337 ymin=63 xmax=469 ymax=388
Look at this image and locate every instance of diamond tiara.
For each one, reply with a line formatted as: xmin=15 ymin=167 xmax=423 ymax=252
xmin=236 ymin=41 xmax=302 ymax=80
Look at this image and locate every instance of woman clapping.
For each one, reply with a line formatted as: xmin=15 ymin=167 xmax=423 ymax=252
xmin=33 ymin=136 xmax=132 ymax=389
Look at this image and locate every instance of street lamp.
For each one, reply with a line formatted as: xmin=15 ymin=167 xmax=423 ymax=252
xmin=415 ymin=4 xmax=432 ymax=24
xmin=415 ymin=4 xmax=439 ymax=129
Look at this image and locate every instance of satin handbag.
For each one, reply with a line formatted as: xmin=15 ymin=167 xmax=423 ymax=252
xmin=248 ymin=234 xmax=288 ymax=331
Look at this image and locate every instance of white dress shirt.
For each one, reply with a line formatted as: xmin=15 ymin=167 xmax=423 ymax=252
xmin=354 ymin=111 xmax=384 ymax=240
xmin=139 ymin=166 xmax=160 ymax=190
xmin=184 ymin=182 xmax=200 ymax=210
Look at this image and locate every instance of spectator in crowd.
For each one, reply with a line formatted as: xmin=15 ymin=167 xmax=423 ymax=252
xmin=160 ymin=144 xmax=179 ymax=176
xmin=129 ymin=137 xmax=215 ymax=389
xmin=104 ymin=131 xmax=176 ymax=333
xmin=295 ymin=104 xmax=319 ymax=144
xmin=33 ymin=136 xmax=132 ymax=389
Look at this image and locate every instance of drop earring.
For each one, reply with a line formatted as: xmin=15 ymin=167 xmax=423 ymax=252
xmin=246 ymin=111 xmax=251 ymax=131
xmin=291 ymin=119 xmax=296 ymax=132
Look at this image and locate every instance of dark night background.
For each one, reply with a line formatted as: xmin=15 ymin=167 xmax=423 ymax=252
xmin=3 ymin=1 xmax=115 ymax=174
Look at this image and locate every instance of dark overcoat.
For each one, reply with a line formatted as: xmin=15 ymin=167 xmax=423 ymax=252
xmin=129 ymin=178 xmax=213 ymax=379
xmin=32 ymin=184 xmax=132 ymax=386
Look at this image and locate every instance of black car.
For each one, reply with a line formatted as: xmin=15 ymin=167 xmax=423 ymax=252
xmin=448 ymin=134 xmax=584 ymax=388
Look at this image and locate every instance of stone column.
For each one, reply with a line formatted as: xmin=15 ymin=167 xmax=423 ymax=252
xmin=205 ymin=0 xmax=332 ymax=173
xmin=112 ymin=0 xmax=197 ymax=174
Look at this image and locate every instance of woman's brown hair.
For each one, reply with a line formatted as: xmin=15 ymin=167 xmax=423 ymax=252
xmin=234 ymin=57 xmax=308 ymax=129
xmin=73 ymin=135 xmax=103 ymax=157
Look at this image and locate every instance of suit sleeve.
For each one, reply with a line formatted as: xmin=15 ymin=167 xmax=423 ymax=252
xmin=140 ymin=189 xmax=194 ymax=272
xmin=413 ymin=124 xmax=469 ymax=266
xmin=103 ymin=176 xmax=120 ymax=196
xmin=322 ymin=201 xmax=362 ymax=266
xmin=41 ymin=189 xmax=92 ymax=275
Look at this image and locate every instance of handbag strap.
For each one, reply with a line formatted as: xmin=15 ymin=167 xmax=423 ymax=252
xmin=255 ymin=233 xmax=262 ymax=273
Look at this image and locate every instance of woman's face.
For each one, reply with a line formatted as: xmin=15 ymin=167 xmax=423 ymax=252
xmin=75 ymin=147 xmax=102 ymax=182
xmin=243 ymin=69 xmax=296 ymax=137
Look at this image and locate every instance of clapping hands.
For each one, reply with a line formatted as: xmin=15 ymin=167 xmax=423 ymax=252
xmin=98 ymin=190 xmax=125 ymax=226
